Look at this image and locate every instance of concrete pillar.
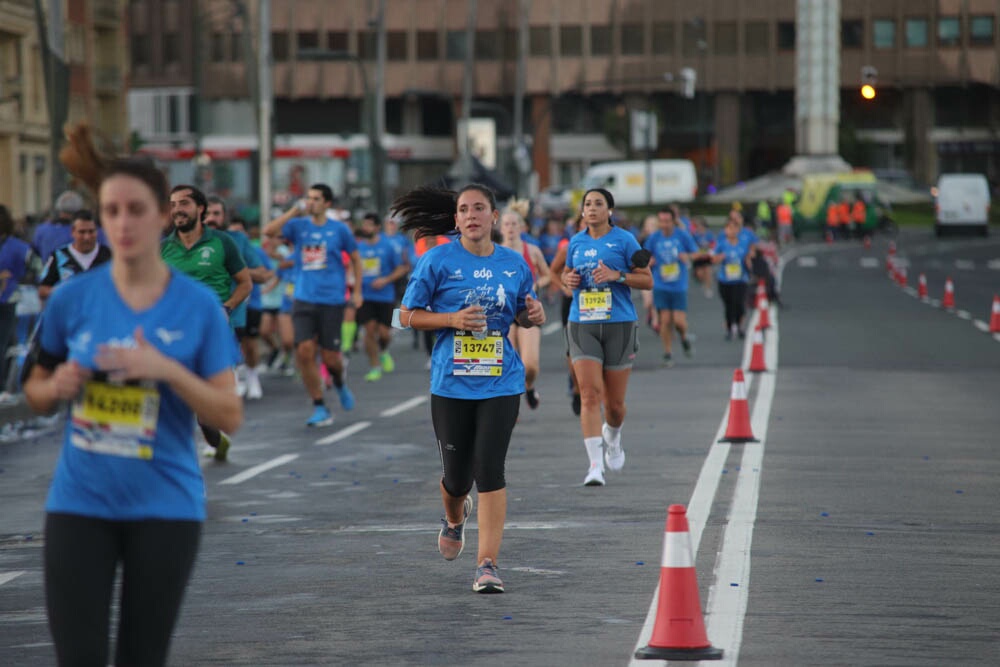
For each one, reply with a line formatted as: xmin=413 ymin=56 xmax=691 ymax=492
xmin=714 ymin=93 xmax=741 ymax=186
xmin=531 ymin=95 xmax=552 ymax=190
xmin=909 ymin=88 xmax=935 ymax=186
xmin=795 ymin=0 xmax=840 ymax=155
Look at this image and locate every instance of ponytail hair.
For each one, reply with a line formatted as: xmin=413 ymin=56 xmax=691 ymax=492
xmin=391 ymin=183 xmax=498 ymax=239
xmin=503 ymin=197 xmax=530 ymax=222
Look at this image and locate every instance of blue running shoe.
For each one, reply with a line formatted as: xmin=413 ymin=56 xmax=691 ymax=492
xmin=337 ymin=384 xmax=355 ymax=411
xmin=473 ymin=558 xmax=504 ymax=593
xmin=306 ymin=405 xmax=334 ymax=427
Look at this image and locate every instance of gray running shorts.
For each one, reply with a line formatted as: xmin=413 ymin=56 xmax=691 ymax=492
xmin=292 ymin=300 xmax=345 ymax=350
xmin=566 ymin=320 xmax=639 ymax=370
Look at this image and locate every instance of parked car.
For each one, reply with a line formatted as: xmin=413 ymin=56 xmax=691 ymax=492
xmin=934 ymin=173 xmax=990 ymax=237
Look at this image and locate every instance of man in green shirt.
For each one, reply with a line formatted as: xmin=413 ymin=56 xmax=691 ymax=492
xmin=162 ymin=184 xmax=251 ymax=461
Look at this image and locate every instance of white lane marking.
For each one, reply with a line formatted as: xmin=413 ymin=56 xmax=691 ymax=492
xmin=0 ymin=571 xmax=27 ymax=586
xmin=859 ymin=257 xmax=879 ymax=268
xmin=928 ymin=298 xmax=941 ymax=307
xmin=379 ymin=395 xmax=427 ymax=418
xmin=902 ymin=286 xmax=917 ymax=297
xmin=797 ymin=256 xmax=817 ymax=267
xmin=956 ymin=310 xmax=972 ymax=320
xmin=973 ymin=320 xmax=990 ymax=332
xmin=541 ymin=321 xmax=562 ymax=336
xmin=955 ymin=259 xmax=975 ymax=270
xmin=219 ymin=453 xmax=300 ymax=485
xmin=987 ymin=259 xmax=1000 ymax=270
xmin=314 ymin=421 xmax=371 ymax=446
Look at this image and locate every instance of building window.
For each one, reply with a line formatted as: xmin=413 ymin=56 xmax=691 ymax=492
xmin=842 ymin=19 xmax=863 ymax=48
xmin=210 ymin=33 xmax=225 ymax=62
xmin=445 ymin=30 xmax=465 ymax=60
xmin=937 ymin=17 xmax=960 ymax=47
xmin=502 ymin=29 xmax=518 ymax=57
xmin=231 ymin=32 xmax=243 ymax=61
xmin=297 ymin=31 xmax=318 ymax=52
xmin=873 ymin=19 xmax=895 ymax=48
xmin=416 ymin=30 xmax=438 ymax=60
xmin=130 ymin=34 xmax=148 ymax=66
xmin=905 ymin=18 xmax=928 ymax=47
xmin=620 ymin=23 xmax=644 ymax=55
xmin=651 ymin=22 xmax=674 ymax=55
xmin=272 ymin=31 xmax=289 ymax=61
xmin=328 ymin=31 xmax=348 ymax=52
xmin=777 ymin=21 xmax=795 ymax=50
xmin=529 ymin=26 xmax=551 ymax=56
xmin=475 ymin=30 xmax=498 ymax=59
xmin=744 ymin=21 xmax=768 ymax=54
xmin=388 ymin=31 xmax=408 ymax=60
xmin=682 ymin=21 xmax=706 ymax=56
xmin=560 ymin=25 xmax=582 ymax=57
xmin=713 ymin=22 xmax=737 ymax=55
xmin=590 ymin=26 xmax=611 ymax=56
xmin=970 ymin=15 xmax=995 ymax=46
xmin=163 ymin=33 xmax=178 ymax=64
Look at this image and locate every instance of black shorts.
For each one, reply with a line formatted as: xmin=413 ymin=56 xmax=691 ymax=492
xmin=236 ymin=308 xmax=263 ymax=340
xmin=692 ymin=257 xmax=712 ymax=268
xmin=356 ymin=300 xmax=394 ymax=327
xmin=431 ymin=394 xmax=520 ymax=495
xmin=292 ymin=300 xmax=345 ymax=350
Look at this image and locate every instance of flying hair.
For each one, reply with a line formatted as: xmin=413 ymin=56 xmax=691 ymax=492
xmin=391 ymin=184 xmax=497 ymax=239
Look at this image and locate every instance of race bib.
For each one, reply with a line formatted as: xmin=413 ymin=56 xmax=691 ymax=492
xmin=724 ymin=262 xmax=743 ymax=281
xmin=361 ymin=256 xmax=381 ymax=277
xmin=579 ymin=288 xmax=612 ymax=322
xmin=302 ymin=243 xmax=327 ymax=271
xmin=452 ymin=330 xmax=504 ymax=376
xmin=284 ymin=282 xmax=295 ymax=296
xmin=70 ymin=381 xmax=159 ymax=460
xmin=659 ymin=262 xmax=680 ymax=282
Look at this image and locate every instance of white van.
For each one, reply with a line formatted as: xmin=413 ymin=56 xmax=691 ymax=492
xmin=935 ymin=173 xmax=991 ymax=237
xmin=578 ymin=160 xmax=698 ymax=207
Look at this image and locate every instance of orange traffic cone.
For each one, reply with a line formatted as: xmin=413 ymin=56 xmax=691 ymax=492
xmin=718 ymin=369 xmax=759 ymax=444
xmin=885 ymin=242 xmax=896 ymax=271
xmin=989 ymin=295 xmax=1000 ymax=333
xmin=918 ymin=273 xmax=928 ymax=299
xmin=756 ymin=281 xmax=771 ymax=330
xmin=634 ymin=505 xmax=723 ymax=661
xmin=864 ymin=235 xmax=872 ymax=250
xmin=942 ymin=278 xmax=955 ymax=310
xmin=748 ymin=329 xmax=767 ymax=373
xmin=897 ymin=266 xmax=907 ymax=287
xmin=825 ymin=229 xmax=833 ymax=244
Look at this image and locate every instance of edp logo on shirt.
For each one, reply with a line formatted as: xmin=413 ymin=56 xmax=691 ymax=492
xmin=473 ymin=268 xmax=493 ymax=280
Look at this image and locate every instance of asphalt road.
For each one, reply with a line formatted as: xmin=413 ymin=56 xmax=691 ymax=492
xmin=1 ymin=229 xmax=998 ymax=666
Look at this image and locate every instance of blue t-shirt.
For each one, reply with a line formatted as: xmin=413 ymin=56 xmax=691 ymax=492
xmin=402 ymin=242 xmax=535 ymax=400
xmin=281 ymin=216 xmax=357 ymax=305
xmin=384 ymin=232 xmax=416 ymax=268
xmin=565 ymin=226 xmax=642 ymax=324
xmin=644 ymin=228 xmax=699 ymax=293
xmin=37 ymin=265 xmax=237 ymax=521
xmin=225 ymin=229 xmax=263 ymax=327
xmin=359 ymin=234 xmax=404 ymax=303
xmin=739 ymin=227 xmax=760 ymax=246
xmin=714 ymin=237 xmax=752 ymax=284
xmin=538 ymin=233 xmax=562 ymax=264
xmin=247 ymin=245 xmax=273 ymax=310
xmin=691 ymin=229 xmax=715 ymax=251
xmin=0 ymin=235 xmax=35 ymax=303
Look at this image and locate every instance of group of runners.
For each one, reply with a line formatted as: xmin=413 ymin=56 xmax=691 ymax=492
xmin=18 ymin=121 xmax=777 ymax=665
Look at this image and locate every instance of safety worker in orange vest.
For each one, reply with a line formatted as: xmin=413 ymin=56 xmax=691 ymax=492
xmin=851 ymin=198 xmax=867 ymax=239
xmin=775 ymin=200 xmax=794 ymax=245
xmin=836 ymin=200 xmax=851 ymax=240
xmin=825 ymin=201 xmax=839 ymax=241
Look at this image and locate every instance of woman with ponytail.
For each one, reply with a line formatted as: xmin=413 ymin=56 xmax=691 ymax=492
xmin=393 ymin=184 xmax=545 ymax=594
xmin=23 ymin=123 xmax=242 ymax=666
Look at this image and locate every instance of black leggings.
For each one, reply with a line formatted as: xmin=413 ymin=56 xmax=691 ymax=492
xmin=44 ymin=513 xmax=201 ymax=667
xmin=431 ymin=394 xmax=520 ymax=495
xmin=718 ymin=282 xmax=748 ymax=330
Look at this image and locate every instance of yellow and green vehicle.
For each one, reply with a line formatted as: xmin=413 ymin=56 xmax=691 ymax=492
xmin=793 ymin=171 xmax=880 ymax=235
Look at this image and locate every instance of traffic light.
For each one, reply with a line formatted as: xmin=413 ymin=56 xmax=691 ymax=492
xmin=860 ymin=65 xmax=877 ymax=100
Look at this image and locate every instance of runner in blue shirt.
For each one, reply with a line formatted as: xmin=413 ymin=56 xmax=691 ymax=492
xmin=263 ymin=183 xmax=362 ymax=427
xmin=394 ymin=184 xmax=545 ymax=595
xmin=355 ymin=212 xmax=410 ymax=382
xmin=712 ymin=210 xmax=754 ymax=340
xmin=643 ymin=207 xmax=699 ymax=367
xmin=22 ymin=133 xmax=242 ymax=667
xmin=562 ymin=188 xmax=652 ymax=487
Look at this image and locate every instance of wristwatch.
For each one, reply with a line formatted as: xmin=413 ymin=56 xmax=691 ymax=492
xmin=616 ymin=273 xmax=627 ymax=284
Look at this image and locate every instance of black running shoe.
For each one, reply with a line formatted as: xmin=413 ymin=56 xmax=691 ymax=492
xmin=571 ymin=393 xmax=581 ymax=416
xmin=525 ymin=388 xmax=540 ymax=410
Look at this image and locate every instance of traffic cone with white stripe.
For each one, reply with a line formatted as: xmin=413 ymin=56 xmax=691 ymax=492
xmin=864 ymin=234 xmax=872 ymax=250
xmin=756 ymin=280 xmax=771 ymax=330
xmin=918 ymin=273 xmax=928 ymax=300
xmin=897 ymin=266 xmax=907 ymax=287
xmin=748 ymin=328 xmax=767 ymax=373
xmin=885 ymin=242 xmax=896 ymax=271
xmin=942 ymin=278 xmax=955 ymax=310
xmin=718 ymin=369 xmax=759 ymax=443
xmin=989 ymin=295 xmax=1000 ymax=333
xmin=635 ymin=505 xmax=723 ymax=661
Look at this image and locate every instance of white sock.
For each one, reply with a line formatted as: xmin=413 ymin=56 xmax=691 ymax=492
xmin=584 ymin=437 xmax=604 ymax=468
xmin=247 ymin=367 xmax=259 ymax=382
xmin=603 ymin=422 xmax=622 ymax=448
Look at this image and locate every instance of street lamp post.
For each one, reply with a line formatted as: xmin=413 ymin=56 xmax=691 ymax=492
xmin=297 ymin=48 xmax=381 ymax=213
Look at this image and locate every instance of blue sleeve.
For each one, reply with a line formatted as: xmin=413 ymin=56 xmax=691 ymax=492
xmin=401 ymin=254 xmax=436 ymax=310
xmin=239 ymin=235 xmax=262 ymax=269
xmin=281 ymin=218 xmax=299 ymax=243
xmin=642 ymin=235 xmax=654 ymax=253
xmin=682 ymin=230 xmax=699 ymax=253
xmin=516 ymin=263 xmax=534 ymax=314
xmin=565 ymin=238 xmax=576 ymax=270
xmin=195 ymin=297 xmax=239 ymax=378
xmin=624 ymin=232 xmax=642 ymax=264
xmin=36 ymin=292 xmax=68 ymax=359
xmin=340 ymin=224 xmax=358 ymax=253
xmin=255 ymin=246 xmax=273 ymax=270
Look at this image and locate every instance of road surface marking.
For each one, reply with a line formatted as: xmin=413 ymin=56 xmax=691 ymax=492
xmin=987 ymin=259 xmax=1000 ymax=270
xmin=0 ymin=571 xmax=26 ymax=587
xmin=973 ymin=320 xmax=990 ymax=332
xmin=541 ymin=321 xmax=563 ymax=336
xmin=219 ymin=453 xmax=300 ymax=485
xmin=956 ymin=310 xmax=971 ymax=320
xmin=314 ymin=421 xmax=372 ymax=446
xmin=797 ymin=256 xmax=817 ymax=267
xmin=379 ymin=395 xmax=427 ymax=418
xmin=859 ymin=257 xmax=879 ymax=268
xmin=954 ymin=259 xmax=975 ymax=270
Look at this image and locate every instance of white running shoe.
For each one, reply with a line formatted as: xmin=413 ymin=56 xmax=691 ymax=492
xmin=246 ymin=373 xmax=263 ymax=400
xmin=603 ymin=424 xmax=625 ymax=471
xmin=584 ymin=463 xmax=605 ymax=486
